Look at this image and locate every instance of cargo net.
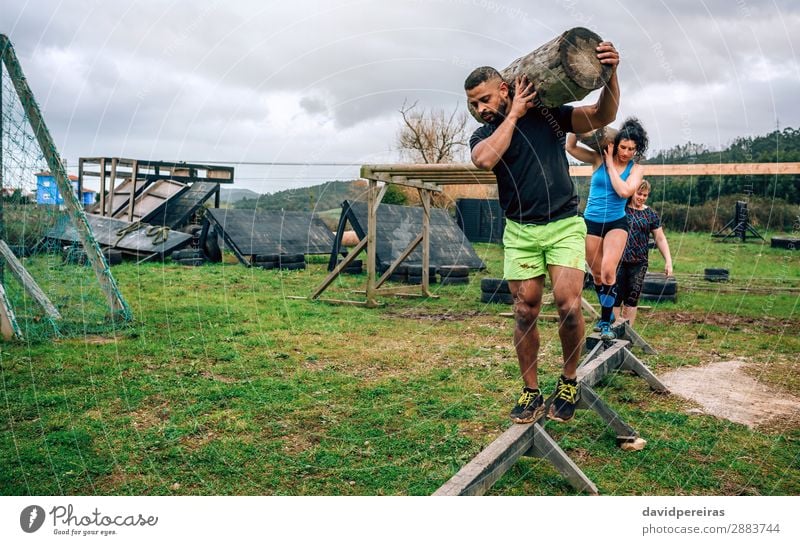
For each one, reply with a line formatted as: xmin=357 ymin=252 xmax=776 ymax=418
xmin=1 ymin=61 xmax=123 ymax=341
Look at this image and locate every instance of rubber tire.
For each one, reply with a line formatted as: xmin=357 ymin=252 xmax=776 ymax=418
xmin=181 ymin=224 xmax=203 ymax=236
xmin=480 ymin=278 xmax=510 ymax=294
xmin=174 ymin=248 xmax=204 ymax=260
xmin=407 ymin=275 xmax=437 ymax=285
xmin=640 ymin=292 xmax=677 ymax=303
xmin=337 ymin=259 xmax=363 ymax=268
xmin=103 ymin=249 xmax=123 ymax=266
xmin=481 ymin=291 xmax=514 ymax=305
xmin=253 ymin=261 xmax=276 ymax=270
xmin=771 ymin=237 xmax=800 ymax=250
xmin=253 ymin=254 xmax=279 ymax=264
xmin=178 ymin=257 xmax=206 ymax=266
xmin=277 ymin=254 xmax=305 ymax=265
xmin=440 ymin=276 xmax=469 ymax=286
xmin=704 ymin=268 xmax=730 ymax=282
xmin=437 ymin=265 xmax=469 ymax=278
xmin=407 ymin=264 xmax=437 ymax=278
xmin=642 ymin=273 xmax=678 ymax=295
xmin=388 ymin=273 xmax=407 ymax=282
xmin=203 ymin=233 xmax=222 ymax=263
xmin=278 ymin=261 xmax=306 ymax=271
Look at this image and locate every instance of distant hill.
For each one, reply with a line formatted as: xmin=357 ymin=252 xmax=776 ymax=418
xmin=219 ymin=187 xmax=261 ymax=204
xmin=232 ymin=180 xmax=369 ymax=212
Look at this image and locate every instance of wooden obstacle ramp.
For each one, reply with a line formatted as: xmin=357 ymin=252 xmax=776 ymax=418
xmin=146 ymin=182 xmax=220 ymax=229
xmin=45 ymin=214 xmax=192 ymax=257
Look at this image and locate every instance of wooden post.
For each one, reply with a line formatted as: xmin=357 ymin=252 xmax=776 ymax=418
xmin=96 ymin=158 xmax=104 ymax=215
xmin=128 ymin=160 xmax=138 ymax=222
xmin=107 ymin=158 xmax=118 ymax=216
xmin=0 ymin=282 xmax=22 ymax=340
xmin=0 ymin=34 xmax=131 ymax=320
xmin=0 ymin=240 xmax=61 ymax=320
xmin=420 ymin=186 xmax=432 ymax=296
xmin=365 ymin=180 xmax=378 ymax=308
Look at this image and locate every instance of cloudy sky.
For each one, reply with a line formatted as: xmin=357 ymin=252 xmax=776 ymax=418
xmin=2 ymin=0 xmax=798 ymax=192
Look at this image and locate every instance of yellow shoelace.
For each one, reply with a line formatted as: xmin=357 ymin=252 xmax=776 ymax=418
xmin=554 ymin=382 xmax=578 ymax=403
xmin=517 ymin=391 xmax=538 ymax=406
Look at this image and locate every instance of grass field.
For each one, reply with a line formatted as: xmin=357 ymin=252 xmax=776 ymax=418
xmin=1 ymin=232 xmax=798 ymax=495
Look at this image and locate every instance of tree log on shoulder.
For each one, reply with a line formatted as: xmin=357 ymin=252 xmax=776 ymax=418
xmin=468 ymin=27 xmax=612 ymax=123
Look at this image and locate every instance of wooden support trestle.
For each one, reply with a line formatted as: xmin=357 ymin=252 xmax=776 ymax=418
xmin=434 ymin=323 xmax=665 ymax=496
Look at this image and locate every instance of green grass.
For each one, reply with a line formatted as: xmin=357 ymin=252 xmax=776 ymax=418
xmin=0 ymin=232 xmax=798 ymax=495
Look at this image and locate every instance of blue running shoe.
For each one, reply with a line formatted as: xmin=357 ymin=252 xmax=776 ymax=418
xmin=599 ymin=321 xmax=616 ymax=341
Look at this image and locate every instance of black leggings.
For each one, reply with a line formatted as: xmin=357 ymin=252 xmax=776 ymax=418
xmin=615 ymin=261 xmax=648 ymax=307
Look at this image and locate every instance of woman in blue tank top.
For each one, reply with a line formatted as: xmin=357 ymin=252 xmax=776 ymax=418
xmin=566 ymin=117 xmax=648 ymax=339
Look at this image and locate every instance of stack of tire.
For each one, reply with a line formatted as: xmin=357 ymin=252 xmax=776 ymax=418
xmin=640 ymin=272 xmax=677 ymax=303
xmin=438 ymin=265 xmax=469 ymax=286
xmin=379 ymin=263 xmax=408 ymax=283
xmin=704 ymin=268 xmax=729 ymax=282
xmin=172 ymin=247 xmax=206 ymax=266
xmin=336 ymin=258 xmax=363 ymax=274
xmin=252 ymin=253 xmax=306 ymax=271
xmin=481 ymin=278 xmax=513 ymax=304
xmin=407 ymin=264 xmax=437 ymax=285
xmin=174 ymin=224 xmax=208 ymax=266
xmin=61 ymin=245 xmax=123 ymax=266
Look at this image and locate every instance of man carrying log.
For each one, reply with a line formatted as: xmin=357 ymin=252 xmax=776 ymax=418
xmin=465 ymin=40 xmax=620 ymax=424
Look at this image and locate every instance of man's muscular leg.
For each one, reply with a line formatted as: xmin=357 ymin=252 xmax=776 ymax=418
xmin=509 ymin=276 xmax=545 ymax=389
xmin=548 ymin=265 xmax=586 ymax=379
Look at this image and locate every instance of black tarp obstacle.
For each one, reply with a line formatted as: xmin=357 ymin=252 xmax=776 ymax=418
xmin=327 ymin=200 xmax=485 ymax=273
xmin=204 ymin=208 xmax=336 ymax=266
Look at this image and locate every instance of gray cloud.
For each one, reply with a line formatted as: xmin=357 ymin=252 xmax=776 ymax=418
xmin=1 ymin=0 xmax=798 ymax=192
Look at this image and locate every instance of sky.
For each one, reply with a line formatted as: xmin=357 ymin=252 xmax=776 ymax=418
xmin=2 ymin=0 xmax=798 ymax=193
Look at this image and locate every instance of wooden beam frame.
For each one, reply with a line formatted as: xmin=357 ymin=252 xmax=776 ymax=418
xmin=0 ymin=240 xmax=61 ymax=321
xmin=435 ymin=332 xmax=665 ymax=496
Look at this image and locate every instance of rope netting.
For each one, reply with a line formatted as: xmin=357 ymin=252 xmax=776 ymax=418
xmin=1 ymin=54 xmax=129 ymax=341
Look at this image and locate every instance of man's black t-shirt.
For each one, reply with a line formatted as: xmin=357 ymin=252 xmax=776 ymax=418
xmin=469 ymin=104 xmax=577 ymax=225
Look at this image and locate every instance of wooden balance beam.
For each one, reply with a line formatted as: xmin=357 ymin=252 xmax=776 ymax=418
xmin=434 ymin=322 xmax=667 ymax=496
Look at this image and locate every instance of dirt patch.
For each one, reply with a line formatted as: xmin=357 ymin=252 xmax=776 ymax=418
xmin=661 ymin=360 xmax=800 ymax=432
xmin=651 ymin=311 xmax=800 ymax=334
xmin=58 ymin=335 xmax=120 ymax=345
xmin=200 ymin=370 xmax=238 ymax=383
xmin=129 ymin=398 xmax=170 ymax=430
xmin=385 ymin=309 xmax=485 ymax=322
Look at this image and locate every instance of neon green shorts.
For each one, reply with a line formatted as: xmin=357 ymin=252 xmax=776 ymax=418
xmin=503 ymin=215 xmax=587 ymax=280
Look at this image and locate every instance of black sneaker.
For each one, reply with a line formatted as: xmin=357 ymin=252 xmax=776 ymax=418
xmin=509 ymin=388 xmax=545 ymax=424
xmin=548 ymin=375 xmax=580 ymax=422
